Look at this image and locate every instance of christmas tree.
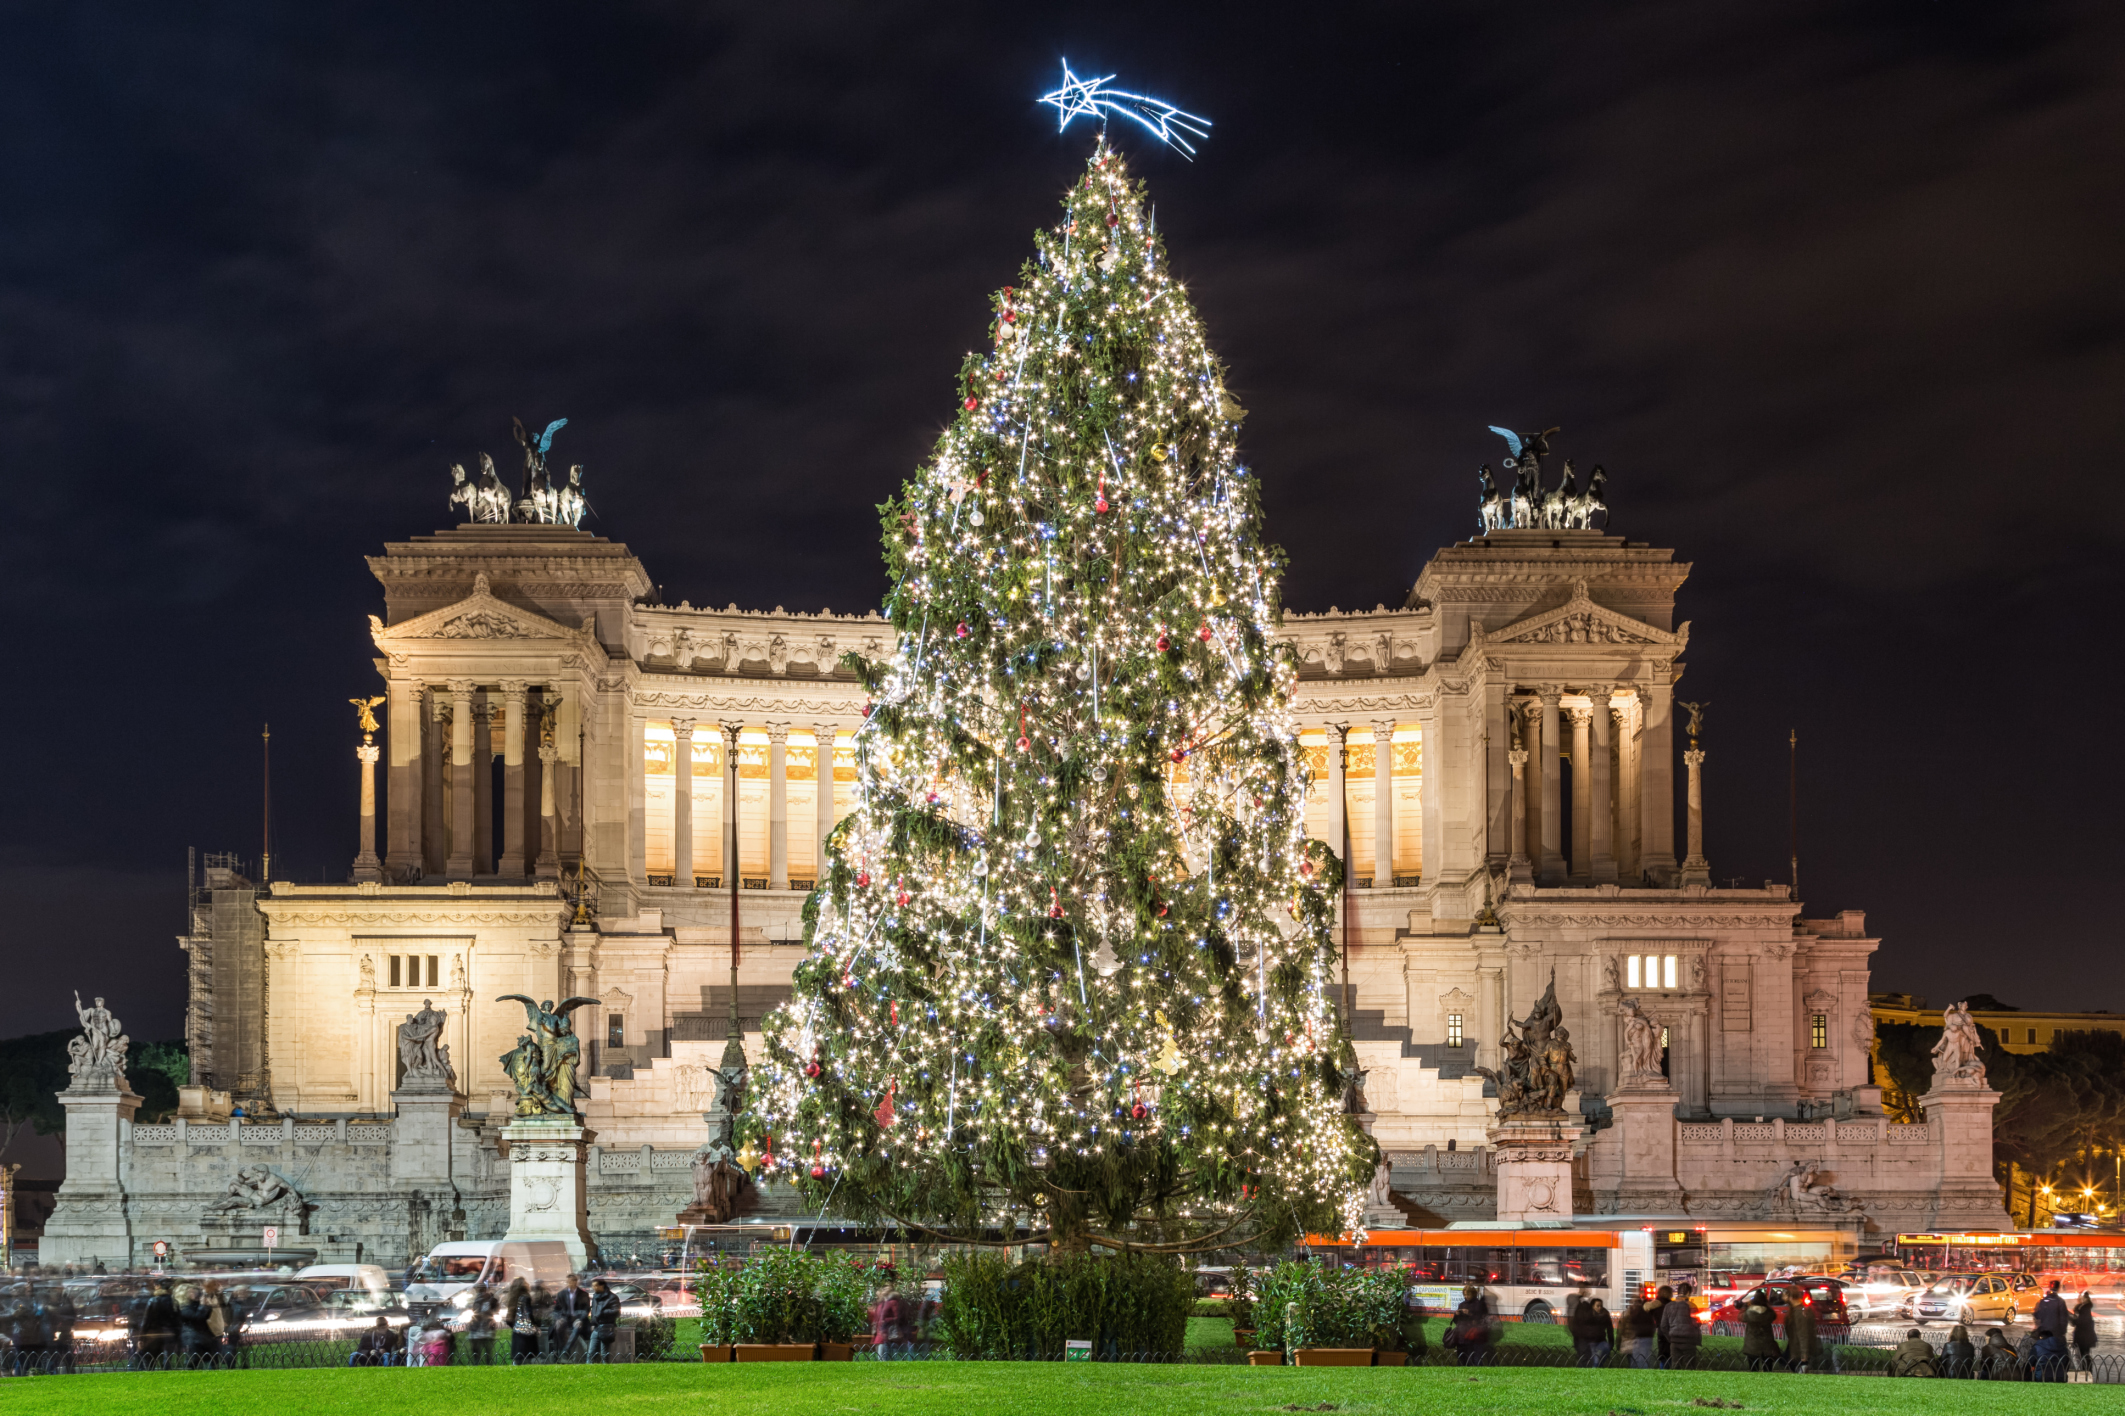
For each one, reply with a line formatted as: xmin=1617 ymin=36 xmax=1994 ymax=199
xmin=745 ymin=138 xmax=1368 ymax=1253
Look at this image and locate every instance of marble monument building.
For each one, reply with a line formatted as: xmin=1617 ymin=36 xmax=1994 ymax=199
xmin=44 ymin=455 xmax=2007 ymax=1267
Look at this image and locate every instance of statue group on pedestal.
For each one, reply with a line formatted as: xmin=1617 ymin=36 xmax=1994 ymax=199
xmin=448 ymin=416 xmax=588 ymax=528
xmin=1476 ymin=426 xmax=1609 ymax=533
xmin=1929 ymin=1001 xmax=1988 ymax=1087
xmin=498 ymin=994 xmax=599 ymax=1117
xmin=1477 ymin=971 xmax=1577 ymax=1118
xmin=686 ymin=1053 xmax=754 ymax=1222
xmin=396 ymin=999 xmax=457 ymax=1092
xmin=66 ymin=990 xmax=130 ymax=1090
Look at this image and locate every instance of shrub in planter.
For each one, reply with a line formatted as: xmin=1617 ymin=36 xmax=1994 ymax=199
xmin=814 ymin=1253 xmax=876 ymax=1344
xmin=936 ymin=1250 xmax=1194 ymax=1359
xmin=1253 ymin=1261 xmax=1412 ymax=1353
xmin=694 ymin=1258 xmax=740 ymax=1348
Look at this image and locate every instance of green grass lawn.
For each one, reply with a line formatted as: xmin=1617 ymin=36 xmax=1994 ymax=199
xmin=0 ymin=1361 xmax=2108 ymax=1416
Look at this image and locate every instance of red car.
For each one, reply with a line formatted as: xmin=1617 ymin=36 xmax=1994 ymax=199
xmin=1705 ymin=1277 xmax=1851 ymax=1337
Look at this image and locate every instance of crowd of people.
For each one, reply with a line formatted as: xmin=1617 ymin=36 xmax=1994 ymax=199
xmin=348 ymin=1273 xmax=626 ymax=1366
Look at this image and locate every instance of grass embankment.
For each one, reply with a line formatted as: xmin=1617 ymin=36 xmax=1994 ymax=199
xmin=2 ymin=1360 xmax=2108 ymax=1416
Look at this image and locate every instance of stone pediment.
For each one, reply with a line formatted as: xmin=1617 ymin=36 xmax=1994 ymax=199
xmin=369 ymin=573 xmax=593 ymax=649
xmin=1476 ymin=580 xmax=1687 ymax=650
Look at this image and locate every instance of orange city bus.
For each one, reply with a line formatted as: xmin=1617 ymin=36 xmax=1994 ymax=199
xmin=1300 ymin=1227 xmax=1652 ymax=1323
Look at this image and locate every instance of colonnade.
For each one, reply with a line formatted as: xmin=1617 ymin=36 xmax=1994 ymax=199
xmin=1307 ymin=720 xmax=1418 ymax=887
xmin=1505 ymin=684 xmax=1665 ymax=886
xmin=646 ymin=720 xmax=842 ymax=891
xmin=373 ymin=680 xmax=572 ymax=883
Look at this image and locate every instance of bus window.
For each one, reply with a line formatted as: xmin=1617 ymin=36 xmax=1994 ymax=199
xmin=1522 ymin=1251 xmax=1566 ymax=1287
xmin=1564 ymin=1248 xmax=1609 ymax=1286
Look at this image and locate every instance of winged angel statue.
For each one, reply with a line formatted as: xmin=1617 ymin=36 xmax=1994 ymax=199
xmin=497 ymin=994 xmax=601 ymax=1117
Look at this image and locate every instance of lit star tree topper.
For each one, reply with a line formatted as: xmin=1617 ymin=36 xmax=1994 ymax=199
xmin=1040 ymin=62 xmax=1210 ymax=159
xmin=741 ymin=138 xmax=1369 ymax=1254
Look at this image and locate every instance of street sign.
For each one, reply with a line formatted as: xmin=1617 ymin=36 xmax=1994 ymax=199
xmin=1064 ymin=1339 xmax=1092 ymax=1362
xmin=263 ymin=1225 xmax=279 ymax=1249
xmin=153 ymin=1240 xmax=168 ymax=1258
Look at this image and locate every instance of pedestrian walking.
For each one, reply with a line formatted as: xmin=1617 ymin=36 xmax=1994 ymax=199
xmin=466 ymin=1283 xmax=498 ymax=1365
xmin=2070 ymin=1292 xmax=2096 ymax=1371
xmin=1568 ymin=1294 xmax=1613 ymax=1367
xmin=1739 ymin=1291 xmax=1780 ymax=1371
xmin=585 ymin=1279 xmax=622 ymax=1363
xmin=2032 ymin=1281 xmax=2069 ymax=1348
xmin=1621 ymin=1296 xmax=1657 ymax=1368
xmin=503 ymin=1278 xmax=539 ymax=1364
xmin=175 ymin=1283 xmax=218 ymax=1367
xmin=132 ymin=1281 xmax=178 ymax=1369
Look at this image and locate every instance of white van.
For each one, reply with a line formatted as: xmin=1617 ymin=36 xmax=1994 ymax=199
xmin=403 ymin=1240 xmax=575 ymax=1304
xmin=294 ymin=1263 xmax=392 ymax=1299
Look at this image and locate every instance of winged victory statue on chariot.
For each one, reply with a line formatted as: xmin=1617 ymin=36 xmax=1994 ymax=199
xmin=447 ymin=416 xmax=589 ymax=528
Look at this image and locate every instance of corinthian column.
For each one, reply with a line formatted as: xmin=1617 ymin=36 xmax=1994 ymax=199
xmin=353 ymin=741 xmax=382 ymax=882
xmin=1369 ymin=720 xmax=1396 ymax=886
xmin=1587 ymin=685 xmax=1616 ymax=884
xmin=1323 ymin=724 xmax=1347 ymax=866
xmin=1567 ymin=703 xmax=1593 ymax=881
xmin=1681 ymin=746 xmax=1711 ymax=886
xmin=767 ymin=724 xmax=790 ymax=890
xmin=537 ymin=741 xmax=560 ymax=880
xmin=1537 ymin=688 xmax=1563 ymax=885
xmin=498 ymin=681 xmax=528 ymax=878
xmin=672 ymin=719 xmax=696 ymax=888
xmin=1507 ymin=743 xmax=1531 ymax=883
xmin=423 ymin=688 xmax=446 ymax=878
xmin=447 ymin=680 xmax=475 ymax=881
xmin=813 ymin=724 xmax=839 ymax=878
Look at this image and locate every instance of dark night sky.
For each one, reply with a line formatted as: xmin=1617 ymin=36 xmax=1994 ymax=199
xmin=3 ymin=1 xmax=2121 ymax=1049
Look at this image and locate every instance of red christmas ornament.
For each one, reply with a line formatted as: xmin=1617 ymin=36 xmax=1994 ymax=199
xmin=874 ymin=1082 xmax=898 ymax=1129
xmin=862 ymin=701 xmax=874 ymax=718
xmin=1156 ymin=632 xmax=1171 ymax=652
xmin=1048 ymin=887 xmax=1065 ymax=920
xmin=955 ymin=621 xmax=969 ymax=639
xmin=810 ymin=1139 xmax=826 ymax=1180
xmin=1003 ymin=309 xmax=1016 ymax=324
xmin=1155 ymin=901 xmax=1169 ymax=918
xmin=1107 ymin=212 xmax=1119 ymax=227
xmin=1017 ymin=704 xmax=1031 ymax=753
xmin=1197 ymin=623 xmax=1213 ymax=642
xmin=856 ymin=870 xmax=870 ymax=888
xmin=1170 ymin=747 xmax=1186 ymax=762
xmin=1130 ymin=1080 xmax=1148 ymax=1121
xmin=963 ymin=396 xmax=980 ymax=411
xmin=1095 ymin=472 xmax=1109 ymax=515
xmin=804 ymin=1056 xmax=821 ymax=1079
xmin=1300 ymin=861 xmax=1315 ymax=877
xmin=896 ymin=886 xmax=911 ymax=907
xmin=890 ymin=1001 xmax=900 ymax=1027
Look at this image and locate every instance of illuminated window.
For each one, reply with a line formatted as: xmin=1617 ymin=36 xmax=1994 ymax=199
xmin=1811 ymin=1014 xmax=1827 ymax=1049
xmin=608 ymin=1015 xmax=625 ymax=1048
xmin=1627 ymin=956 xmax=1642 ymax=989
xmin=1663 ymin=955 xmax=1678 ymax=990
xmin=1447 ymin=1014 xmax=1464 ymax=1048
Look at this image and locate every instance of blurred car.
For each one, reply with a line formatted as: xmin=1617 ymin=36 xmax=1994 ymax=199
xmin=1910 ymin=1273 xmax=2016 ymax=1326
xmin=1847 ymin=1266 xmax=1929 ymax=1320
xmin=1705 ymin=1278 xmax=1850 ymax=1336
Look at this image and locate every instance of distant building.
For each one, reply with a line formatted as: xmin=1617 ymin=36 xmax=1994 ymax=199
xmin=1871 ymin=993 xmax=2125 ymax=1055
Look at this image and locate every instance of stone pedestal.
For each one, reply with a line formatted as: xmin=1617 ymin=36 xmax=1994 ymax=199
xmin=390 ymin=1085 xmax=462 ymax=1185
xmin=1488 ymin=1113 xmax=1583 ymax=1223
xmin=1919 ymin=1082 xmax=2013 ymax=1229
xmin=502 ymin=1117 xmax=597 ymax=1271
xmin=42 ymin=1084 xmax=142 ymax=1268
xmin=1592 ymin=1080 xmax=1683 ymax=1209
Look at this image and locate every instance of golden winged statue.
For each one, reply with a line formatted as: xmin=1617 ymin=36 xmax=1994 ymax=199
xmin=350 ymin=695 xmax=386 ymax=737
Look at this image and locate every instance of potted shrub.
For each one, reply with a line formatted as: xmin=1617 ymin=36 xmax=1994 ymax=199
xmin=815 ymin=1254 xmax=872 ymax=1360
xmin=1257 ymin=1260 xmax=1394 ymax=1366
xmin=696 ymin=1259 xmax=737 ymax=1362
xmin=733 ymin=1250 xmax=824 ymax=1360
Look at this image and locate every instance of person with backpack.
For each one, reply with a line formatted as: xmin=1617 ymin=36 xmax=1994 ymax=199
xmin=1891 ymin=1329 xmax=1939 ymax=1378
xmin=1658 ymin=1283 xmax=1701 ymax=1368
